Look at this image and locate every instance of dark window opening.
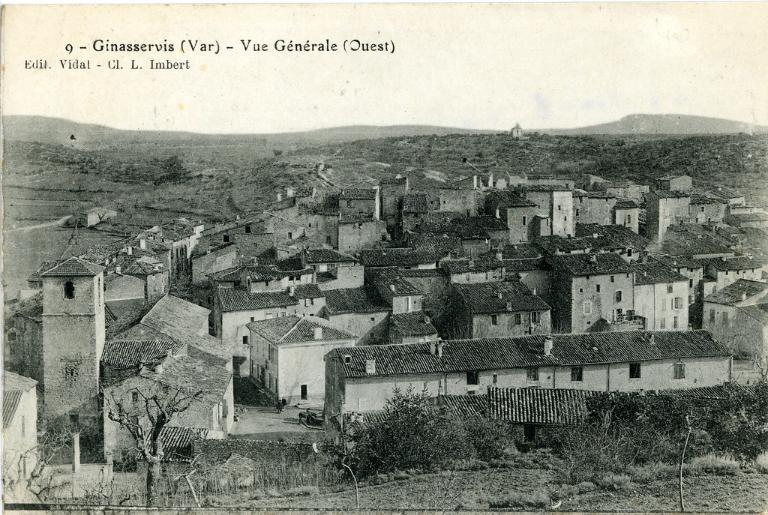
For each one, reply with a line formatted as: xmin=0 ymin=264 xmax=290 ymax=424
xmin=571 ymin=367 xmax=583 ymax=382
xmin=523 ymin=424 xmax=537 ymax=442
xmin=466 ymin=371 xmax=479 ymax=385
xmin=244 ymin=225 xmax=251 ymax=233
xmin=64 ymin=281 xmax=75 ymax=299
xmin=629 ymin=362 xmax=641 ymax=379
xmin=674 ymin=362 xmax=685 ymax=379
xmin=491 ymin=315 xmax=498 ymax=325
xmin=243 ymin=335 xmax=249 ymax=345
xmin=527 ymin=367 xmax=539 ymax=381
xmin=223 ymin=234 xmax=230 ymax=243
xmin=301 ymin=384 xmax=308 ymax=400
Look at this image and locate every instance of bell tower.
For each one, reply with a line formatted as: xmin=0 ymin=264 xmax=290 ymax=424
xmin=40 ymin=257 xmax=105 ymax=421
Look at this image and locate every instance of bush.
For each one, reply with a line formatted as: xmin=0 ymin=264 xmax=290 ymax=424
xmin=576 ymin=481 xmax=596 ymax=494
xmin=462 ymin=417 xmax=515 ymax=461
xmin=489 ymin=490 xmax=551 ymax=509
xmin=596 ymin=473 xmax=632 ymax=491
xmin=627 ymin=462 xmax=678 ymax=483
xmin=283 ymin=486 xmax=319 ymax=497
xmin=755 ymin=451 xmax=768 ymax=474
xmin=452 ymin=458 xmax=490 ymax=471
xmin=689 ymin=453 xmax=740 ymax=476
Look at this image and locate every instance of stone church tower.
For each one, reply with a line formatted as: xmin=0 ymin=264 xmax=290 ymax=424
xmin=40 ymin=257 xmax=106 ymax=423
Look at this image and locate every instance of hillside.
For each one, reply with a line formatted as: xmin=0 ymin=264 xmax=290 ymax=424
xmin=542 ymin=114 xmax=767 ymax=136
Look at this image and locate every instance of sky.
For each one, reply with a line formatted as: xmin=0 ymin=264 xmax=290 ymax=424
xmin=2 ymin=3 xmax=768 ymax=134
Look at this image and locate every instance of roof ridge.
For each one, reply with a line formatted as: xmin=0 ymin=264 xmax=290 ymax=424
xmin=279 ymin=317 xmax=305 ymax=342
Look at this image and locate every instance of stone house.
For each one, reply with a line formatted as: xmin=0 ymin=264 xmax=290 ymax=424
xmin=3 ymin=372 xmax=38 ymax=486
xmin=631 ymin=258 xmax=690 ymax=330
xmin=447 ymin=281 xmax=551 ymax=339
xmin=388 ymin=312 xmax=439 ymax=345
xmin=548 ymin=253 xmax=637 ymax=333
xmin=689 ymin=195 xmax=727 ymax=224
xmin=645 ymin=190 xmax=691 ymax=242
xmin=600 ymin=181 xmax=649 ymax=201
xmin=401 ymin=193 xmax=431 ymax=233
xmin=301 ymin=248 xmax=364 ymax=290
xmin=397 ymin=268 xmax=453 ymax=321
xmin=320 ymin=287 xmax=391 ymax=345
xmin=613 ymin=200 xmax=640 ymax=233
xmin=324 ymin=330 xmax=732 ymax=420
xmin=440 ymin=257 xmax=505 ymax=284
xmin=368 ymin=269 xmax=424 ymax=315
xmin=703 ymin=279 xmax=768 ymax=359
xmin=248 ymin=315 xmax=357 ymax=404
xmin=519 ymin=186 xmax=574 ymax=238
xmin=337 ymin=217 xmax=388 ymax=254
xmin=359 ymin=247 xmax=442 ymax=270
xmin=573 ymin=190 xmax=616 ymax=226
xmin=8 ymin=293 xmax=44 ymax=385
xmin=104 ymin=273 xmax=147 ymax=317
xmin=699 ymin=256 xmax=768 ymax=292
xmin=379 ymin=176 xmax=409 ymax=230
xmin=656 ymin=175 xmax=692 ymax=192
xmin=340 ymin=188 xmax=380 ymax=220
xmin=191 ymin=241 xmax=238 ymax=285
xmin=484 ymin=191 xmax=539 ymax=243
xmin=437 ymin=184 xmax=479 ymax=216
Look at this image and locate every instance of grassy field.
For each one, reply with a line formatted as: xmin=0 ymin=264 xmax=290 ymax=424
xmin=234 ymin=466 xmax=768 ymax=512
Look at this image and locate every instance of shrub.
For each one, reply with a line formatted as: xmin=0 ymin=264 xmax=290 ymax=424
xmin=550 ymin=484 xmax=579 ymax=500
xmin=755 ymin=451 xmax=768 ymax=474
xmin=393 ymin=470 xmax=411 ymax=481
xmin=284 ymin=486 xmax=319 ymax=497
xmin=627 ymin=462 xmax=678 ymax=483
xmin=489 ymin=490 xmax=551 ymax=509
xmin=576 ymin=481 xmax=596 ymax=494
xmin=452 ymin=458 xmax=490 ymax=471
xmin=463 ymin=417 xmax=515 ymax=461
xmin=689 ymin=453 xmax=740 ymax=476
xmin=596 ymin=473 xmax=632 ymax=491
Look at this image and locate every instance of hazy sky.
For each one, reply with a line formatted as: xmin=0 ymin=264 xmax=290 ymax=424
xmin=3 ymin=3 xmax=767 ymax=133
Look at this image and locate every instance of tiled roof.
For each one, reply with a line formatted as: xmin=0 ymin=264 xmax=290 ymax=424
xmin=731 ymin=212 xmax=768 ymax=223
xmin=704 ymin=279 xmax=768 ymax=305
xmin=485 ymin=190 xmax=536 ymax=209
xmin=499 ymin=244 xmax=543 ymax=260
xmin=441 ymin=257 xmax=504 ymax=275
xmin=632 ymin=258 xmax=689 ymax=285
xmin=615 ymin=199 xmax=639 ymax=209
xmin=247 ymin=315 xmax=355 ymax=344
xmin=651 ymin=190 xmax=690 ymax=199
xmin=502 ymin=258 xmax=548 ymax=273
xmin=323 ymin=287 xmax=390 ymax=315
xmin=158 ymin=426 xmax=209 ymax=462
xmin=406 ymin=233 xmax=463 ymax=255
xmin=217 ymin=287 xmax=298 ymax=312
xmin=139 ymin=355 xmax=231 ymax=405
xmin=439 ymin=394 xmax=487 ymax=419
xmin=468 ymin=216 xmax=508 ymax=232
xmin=4 ymin=371 xmax=37 ymax=392
xmin=379 ymin=176 xmax=408 ymax=185
xmin=328 ymin=330 xmax=728 ymax=378
xmin=402 ymin=193 xmax=430 ymax=214
xmin=573 ymin=224 xmax=650 ymax=250
xmin=303 ymin=248 xmax=356 ymax=264
xmin=102 ymin=339 xmax=182 ymax=368
xmin=3 ymin=391 xmax=23 ymax=429
xmin=690 ymin=194 xmax=724 ymax=205
xmin=28 ymin=260 xmax=64 ymax=283
xmin=548 ymin=252 xmax=634 ymax=276
xmin=738 ymin=304 xmax=768 ymax=325
xmin=294 ymin=283 xmax=325 ymax=299
xmin=359 ymin=247 xmax=442 ymax=267
xmin=521 ymin=184 xmax=572 ymax=192
xmin=706 ymin=187 xmax=743 ymax=200
xmin=367 ymin=268 xmax=423 ymax=296
xmin=40 ymin=256 xmax=104 ymax=277
xmin=699 ymin=256 xmax=768 ymax=272
xmin=487 ymin=387 xmax=596 ymax=425
xmin=390 ymin=312 xmax=438 ymax=337
xmin=141 ymin=295 xmax=210 ymax=337
xmin=454 ymin=281 xmax=550 ymax=314
xmin=340 ymin=188 xmax=377 ymax=200
xmin=660 ymin=227 xmax=734 ymax=258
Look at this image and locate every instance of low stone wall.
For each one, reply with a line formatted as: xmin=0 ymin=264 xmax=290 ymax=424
xmin=193 ymin=438 xmax=314 ymax=465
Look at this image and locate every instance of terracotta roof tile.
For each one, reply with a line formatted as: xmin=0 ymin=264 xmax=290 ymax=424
xmin=217 ymin=288 xmax=298 ymax=312
xmin=488 ymin=387 xmax=596 ymax=425
xmin=40 ymin=256 xmax=104 ymax=277
xmin=454 ymin=281 xmax=550 ymax=313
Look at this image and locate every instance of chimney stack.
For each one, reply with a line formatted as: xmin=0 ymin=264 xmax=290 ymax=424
xmin=72 ymin=432 xmax=81 ymax=473
xmin=590 ymin=254 xmax=598 ymax=263
xmin=277 ymin=192 xmax=283 ymax=201
xmin=473 ymin=175 xmax=478 ymax=189
xmin=115 ymin=265 xmax=122 ymax=275
xmin=543 ymin=336 xmax=554 ymax=356
xmin=495 ymin=208 xmax=501 ymax=219
xmin=496 ymin=251 xmax=504 ymax=261
xmin=365 ymin=359 xmax=376 ymax=375
xmin=430 ymin=340 xmax=437 ymax=355
xmin=127 ymin=246 xmax=133 ymax=255
xmin=313 ymin=326 xmax=323 ymax=340
xmin=506 ymin=301 xmax=513 ymax=311
xmin=139 ymin=238 xmax=146 ymax=250
xmin=289 ymin=285 xmax=295 ymax=296
xmin=741 ymin=291 xmax=748 ymax=302
xmin=436 ymin=340 xmax=445 ymax=358
xmin=389 ymin=284 xmax=396 ymax=293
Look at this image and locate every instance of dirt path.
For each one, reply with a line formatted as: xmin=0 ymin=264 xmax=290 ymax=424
xmin=5 ymin=215 xmax=72 ymax=232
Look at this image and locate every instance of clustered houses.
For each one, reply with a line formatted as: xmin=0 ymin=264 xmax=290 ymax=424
xmin=7 ymin=160 xmax=768 ymax=485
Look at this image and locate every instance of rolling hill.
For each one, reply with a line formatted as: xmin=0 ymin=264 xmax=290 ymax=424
xmin=541 ymin=114 xmax=767 ymax=136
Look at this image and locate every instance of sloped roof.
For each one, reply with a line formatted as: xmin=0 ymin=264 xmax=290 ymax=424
xmin=390 ymin=312 xmax=438 ymax=337
xmin=102 ymin=339 xmax=183 ymax=368
xmin=485 ymin=190 xmax=536 ymax=209
xmin=247 ymin=315 xmax=355 ymax=344
xmin=402 ymin=193 xmax=430 ymax=214
xmin=699 ymin=256 xmax=767 ymax=272
xmin=303 ymin=248 xmax=356 ymax=264
xmin=139 ymin=355 xmax=231 ymax=404
xmin=323 ymin=287 xmax=390 ymax=315
xmin=158 ymin=426 xmax=209 ymax=462
xmin=3 ymin=372 xmax=37 ymax=429
xmin=488 ymin=387 xmax=596 ymax=425
xmin=141 ymin=295 xmax=210 ymax=336
xmin=293 ymin=284 xmax=325 ymax=299
xmin=3 ymin=391 xmax=23 ymax=429
xmin=704 ymin=279 xmax=768 ymax=305
xmin=548 ymin=252 xmax=634 ymax=276
xmin=615 ymin=199 xmax=639 ymax=209
xmin=359 ymin=247 xmax=442 ymax=267
xmin=328 ymin=330 xmax=728 ymax=378
xmin=440 ymin=257 xmax=504 ymax=275
xmin=439 ymin=394 xmax=488 ymax=419
xmin=340 ymin=188 xmax=377 ymax=200
xmin=454 ymin=281 xmax=550 ymax=314
xmin=632 ymin=258 xmax=689 ymax=285
xmin=4 ymin=371 xmax=37 ymax=392
xmin=217 ymin=288 xmax=298 ymax=312
xmin=738 ymin=304 xmax=768 ymax=325
xmin=573 ymin=224 xmax=650 ymax=250
xmin=40 ymin=256 xmax=104 ymax=277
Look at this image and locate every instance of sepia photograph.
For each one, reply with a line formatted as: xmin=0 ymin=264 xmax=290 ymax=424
xmin=2 ymin=3 xmax=768 ymax=511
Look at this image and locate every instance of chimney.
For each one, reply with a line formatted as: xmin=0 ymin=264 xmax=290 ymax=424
xmin=277 ymin=192 xmax=283 ymax=201
xmin=506 ymin=301 xmax=513 ymax=311
xmin=496 ymin=251 xmax=503 ymax=261
xmin=289 ymin=285 xmax=295 ymax=296
xmin=313 ymin=326 xmax=323 ymax=340
xmin=495 ymin=208 xmax=501 ymax=219
xmin=436 ymin=340 xmax=445 ymax=358
xmin=423 ymin=315 xmax=431 ymax=324
xmin=115 ymin=265 xmax=122 ymax=275
xmin=543 ymin=336 xmax=554 ymax=356
xmin=287 ymin=187 xmax=295 ymax=198
xmin=430 ymin=340 xmax=438 ymax=355
xmin=741 ymin=291 xmax=748 ymax=302
xmin=590 ymin=254 xmax=598 ymax=263
xmin=649 ymin=333 xmax=656 ymax=345
xmin=365 ymin=359 xmax=376 ymax=375
xmin=389 ymin=284 xmax=396 ymax=293
xmin=72 ymin=432 xmax=81 ymax=473
xmin=497 ymin=292 xmax=503 ymax=299
xmin=593 ymin=233 xmax=599 ymax=239
xmin=532 ymin=287 xmax=537 ymax=295
xmin=139 ymin=238 xmax=146 ymax=250
xmin=127 ymin=246 xmax=133 ymax=255
xmin=473 ymin=175 xmax=478 ymax=189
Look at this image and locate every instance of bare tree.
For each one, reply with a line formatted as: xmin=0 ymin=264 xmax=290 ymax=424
xmin=103 ymin=385 xmax=204 ymax=505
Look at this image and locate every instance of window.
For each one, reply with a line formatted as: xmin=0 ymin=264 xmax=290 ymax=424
xmin=571 ymin=367 xmax=583 ymax=382
xmin=522 ymin=216 xmax=527 ymax=226
xmin=223 ymin=234 xmax=230 ymax=243
xmin=709 ymin=309 xmax=716 ymax=323
xmin=583 ymin=300 xmax=592 ymax=315
xmin=674 ymin=297 xmax=682 ymax=310
xmin=629 ymin=362 xmax=641 ymax=379
xmin=301 ymin=385 xmax=308 ymax=400
xmin=64 ymin=281 xmax=75 ymax=299
xmin=63 ymin=361 xmax=79 ymax=386
xmin=689 ymin=279 xmax=694 ymax=288
xmin=514 ymin=313 xmax=522 ymax=325
xmin=523 ymin=424 xmax=536 ymax=442
xmin=466 ymin=371 xmax=479 ymax=385
xmin=610 ymin=275 xmax=615 ymax=283
xmin=660 ymin=318 xmax=666 ymax=329
xmin=596 ymin=284 xmax=601 ymax=293
xmin=242 ymin=335 xmax=249 ymax=345
xmin=627 ymin=214 xmax=632 ymax=223
xmin=492 ymin=374 xmax=498 ymax=385
xmin=250 ymin=317 xmax=255 ymax=322
xmin=674 ymin=362 xmax=686 ymax=379
xmin=531 ymin=311 xmax=540 ymax=323
xmin=722 ymin=312 xmax=729 ymax=326
xmin=667 ymin=285 xmax=674 ymax=294
xmin=491 ymin=315 xmax=498 ymax=326
xmin=245 ymin=225 xmax=251 ymax=234
xmin=673 ymin=316 xmax=679 ymax=329
xmin=131 ymin=391 xmax=139 ymax=403
xmin=288 ymin=232 xmax=293 ymax=239
xmin=527 ymin=367 xmax=539 ymax=381
xmin=576 ymin=209 xmax=580 ymax=216
xmin=615 ymin=290 xmax=623 ymax=303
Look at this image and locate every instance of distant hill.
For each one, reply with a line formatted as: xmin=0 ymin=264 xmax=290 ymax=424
xmin=1 ymin=115 xmax=491 ymax=150
xmin=541 ymin=114 xmax=767 ymax=136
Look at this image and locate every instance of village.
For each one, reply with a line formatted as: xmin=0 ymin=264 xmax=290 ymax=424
xmin=3 ymin=124 xmax=768 ymax=508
